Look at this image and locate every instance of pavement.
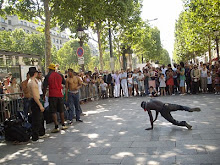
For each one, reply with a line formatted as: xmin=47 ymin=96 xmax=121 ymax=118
xmin=0 ymin=94 xmax=220 ymax=165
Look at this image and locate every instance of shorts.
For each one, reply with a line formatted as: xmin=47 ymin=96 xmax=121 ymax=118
xmin=128 ymin=84 xmax=133 ymax=88
xmin=160 ymin=87 xmax=165 ymax=90
xmin=180 ymin=80 xmax=185 ymax=87
xmin=49 ymin=97 xmax=64 ymax=113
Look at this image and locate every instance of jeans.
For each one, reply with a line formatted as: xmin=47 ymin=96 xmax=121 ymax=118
xmin=145 ymin=83 xmax=149 ymax=95
xmin=160 ymin=103 xmax=190 ymax=127
xmin=23 ymin=98 xmax=30 ymax=119
xmin=30 ymin=99 xmax=45 ymax=141
xmin=68 ymin=92 xmax=81 ymax=121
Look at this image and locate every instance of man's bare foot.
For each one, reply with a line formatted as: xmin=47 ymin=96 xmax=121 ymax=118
xmin=186 ymin=123 xmax=192 ymax=130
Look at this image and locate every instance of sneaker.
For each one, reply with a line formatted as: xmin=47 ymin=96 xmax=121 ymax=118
xmin=39 ymin=134 xmax=50 ymax=139
xmin=68 ymin=120 xmax=73 ymax=125
xmin=32 ymin=139 xmax=44 ymax=143
xmin=61 ymin=125 xmax=68 ymax=130
xmin=51 ymin=128 xmax=60 ymax=133
xmin=76 ymin=119 xmax=83 ymax=122
xmin=189 ymin=107 xmax=201 ymax=112
xmin=185 ymin=123 xmax=192 ymax=130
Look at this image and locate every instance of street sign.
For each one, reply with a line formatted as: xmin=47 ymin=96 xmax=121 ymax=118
xmin=78 ymin=56 xmax=84 ymax=65
xmin=77 ymin=47 xmax=84 ymax=57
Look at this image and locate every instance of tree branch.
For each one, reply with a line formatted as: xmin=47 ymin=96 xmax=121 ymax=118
xmin=36 ymin=0 xmax=45 ymax=22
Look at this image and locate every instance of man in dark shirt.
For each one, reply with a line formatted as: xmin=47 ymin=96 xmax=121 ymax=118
xmin=43 ymin=63 xmax=67 ymax=133
xmin=141 ymin=99 xmax=201 ymax=130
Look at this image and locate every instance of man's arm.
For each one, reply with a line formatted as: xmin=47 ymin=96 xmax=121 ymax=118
xmin=65 ymin=78 xmax=69 ymax=102
xmin=31 ymin=83 xmax=44 ymax=112
xmin=153 ymin=111 xmax=159 ymax=122
xmin=146 ymin=110 xmax=154 ymax=130
xmin=21 ymin=82 xmax=29 ymax=95
xmin=42 ymin=74 xmax=49 ymax=98
xmin=77 ymin=76 xmax=83 ymax=89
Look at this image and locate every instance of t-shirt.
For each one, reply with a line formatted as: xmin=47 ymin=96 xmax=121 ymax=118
xmin=207 ymin=76 xmax=212 ymax=84
xmin=128 ymin=77 xmax=133 ymax=84
xmin=43 ymin=71 xmax=65 ymax=98
xmin=201 ymin=69 xmax=207 ymax=78
xmin=113 ymin=74 xmax=121 ymax=84
xmin=180 ymin=68 xmax=186 ymax=81
xmin=159 ymin=77 xmax=166 ymax=87
xmin=100 ymin=83 xmax=107 ymax=91
xmin=37 ymin=79 xmax=43 ymax=95
xmin=120 ymin=72 xmax=127 ymax=84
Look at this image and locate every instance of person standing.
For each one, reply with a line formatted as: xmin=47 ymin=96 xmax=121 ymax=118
xmin=159 ymin=73 xmax=166 ymax=96
xmin=120 ymin=69 xmax=128 ymax=97
xmin=21 ymin=73 xmax=31 ymax=119
xmin=179 ymin=62 xmax=186 ymax=95
xmin=137 ymin=71 xmax=145 ymax=96
xmin=43 ymin=64 xmax=68 ymax=133
xmin=28 ymin=67 xmax=45 ymax=142
xmin=65 ymin=68 xmax=83 ymax=124
xmin=191 ymin=65 xmax=200 ymax=94
xmin=37 ymin=71 xmax=44 ymax=98
xmin=113 ymin=71 xmax=121 ymax=98
xmin=200 ymin=64 xmax=208 ymax=93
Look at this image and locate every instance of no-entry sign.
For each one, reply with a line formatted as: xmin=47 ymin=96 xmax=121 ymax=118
xmin=77 ymin=47 xmax=84 ymax=57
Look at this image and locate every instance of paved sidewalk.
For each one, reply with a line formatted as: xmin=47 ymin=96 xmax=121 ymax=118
xmin=0 ymin=94 xmax=220 ymax=165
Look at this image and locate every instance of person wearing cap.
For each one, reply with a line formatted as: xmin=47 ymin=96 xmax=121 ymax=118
xmin=21 ymin=72 xmax=31 ymax=119
xmin=141 ymin=99 xmax=201 ymax=130
xmin=28 ymin=67 xmax=45 ymax=142
xmin=43 ymin=63 xmax=67 ymax=133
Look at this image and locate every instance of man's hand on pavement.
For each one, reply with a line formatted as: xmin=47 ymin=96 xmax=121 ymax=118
xmin=145 ymin=128 xmax=153 ymax=130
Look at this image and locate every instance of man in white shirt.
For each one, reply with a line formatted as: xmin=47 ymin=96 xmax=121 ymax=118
xmin=120 ymin=69 xmax=128 ymax=97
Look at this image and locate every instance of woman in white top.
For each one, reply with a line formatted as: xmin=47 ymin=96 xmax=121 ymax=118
xmin=132 ymin=69 xmax=139 ymax=96
xmin=200 ymin=64 xmax=208 ymax=93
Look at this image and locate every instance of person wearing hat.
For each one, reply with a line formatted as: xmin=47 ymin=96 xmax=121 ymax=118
xmin=141 ymin=99 xmax=201 ymax=130
xmin=28 ymin=67 xmax=45 ymax=142
xmin=43 ymin=63 xmax=67 ymax=133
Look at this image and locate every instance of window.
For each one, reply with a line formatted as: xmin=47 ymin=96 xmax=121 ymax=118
xmin=20 ymin=21 xmax=23 ymax=25
xmin=2 ymin=27 xmax=5 ymax=30
xmin=24 ymin=22 xmax=27 ymax=26
xmin=1 ymin=18 xmax=5 ymax=23
xmin=8 ymin=29 xmax=12 ymax=31
xmin=8 ymin=20 xmax=11 ymax=25
xmin=60 ymin=40 xmax=62 ymax=44
xmin=53 ymin=38 xmax=55 ymax=43
xmin=56 ymin=39 xmax=58 ymax=43
xmin=56 ymin=45 xmax=59 ymax=50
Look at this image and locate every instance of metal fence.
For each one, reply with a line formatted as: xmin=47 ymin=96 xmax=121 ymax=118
xmin=0 ymin=84 xmax=101 ymax=124
xmin=0 ymin=93 xmax=23 ymax=123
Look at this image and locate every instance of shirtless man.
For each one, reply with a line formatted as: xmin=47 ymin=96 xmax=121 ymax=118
xmin=21 ymin=72 xmax=31 ymax=119
xmin=66 ymin=68 xmax=83 ymax=123
xmin=141 ymin=99 xmax=201 ymax=130
xmin=28 ymin=67 xmax=45 ymax=142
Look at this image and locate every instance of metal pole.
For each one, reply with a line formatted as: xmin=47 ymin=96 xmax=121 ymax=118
xmin=109 ymin=24 xmax=114 ymax=71
xmin=79 ymin=38 xmax=85 ymax=72
xmin=216 ymin=37 xmax=219 ymax=61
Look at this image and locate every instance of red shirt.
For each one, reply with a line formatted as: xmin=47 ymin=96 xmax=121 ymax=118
xmin=43 ymin=71 xmax=65 ymax=97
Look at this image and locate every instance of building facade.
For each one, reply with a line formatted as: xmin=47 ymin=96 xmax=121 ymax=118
xmin=0 ymin=15 xmax=69 ymax=50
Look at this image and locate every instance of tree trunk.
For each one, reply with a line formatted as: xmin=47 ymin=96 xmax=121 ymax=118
xmin=44 ymin=0 xmax=51 ymax=73
xmin=208 ymin=35 xmax=211 ymax=63
xmin=97 ymin=24 xmax=103 ymax=70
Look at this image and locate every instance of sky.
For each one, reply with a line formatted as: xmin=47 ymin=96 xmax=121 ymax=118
xmin=141 ymin=0 xmax=183 ymax=59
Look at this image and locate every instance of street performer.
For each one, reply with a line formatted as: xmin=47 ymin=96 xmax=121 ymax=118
xmin=141 ymin=99 xmax=201 ymax=130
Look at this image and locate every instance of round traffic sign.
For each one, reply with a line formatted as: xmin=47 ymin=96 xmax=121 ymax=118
xmin=77 ymin=47 xmax=84 ymax=57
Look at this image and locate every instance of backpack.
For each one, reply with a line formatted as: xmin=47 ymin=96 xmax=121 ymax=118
xmin=4 ymin=119 xmax=30 ymax=142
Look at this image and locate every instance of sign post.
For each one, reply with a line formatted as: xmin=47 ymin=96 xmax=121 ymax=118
xmin=77 ymin=47 xmax=84 ymax=71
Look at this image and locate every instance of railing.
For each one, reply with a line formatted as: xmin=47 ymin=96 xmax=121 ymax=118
xmin=0 ymin=93 xmax=23 ymax=124
xmin=0 ymin=83 xmax=101 ymax=124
